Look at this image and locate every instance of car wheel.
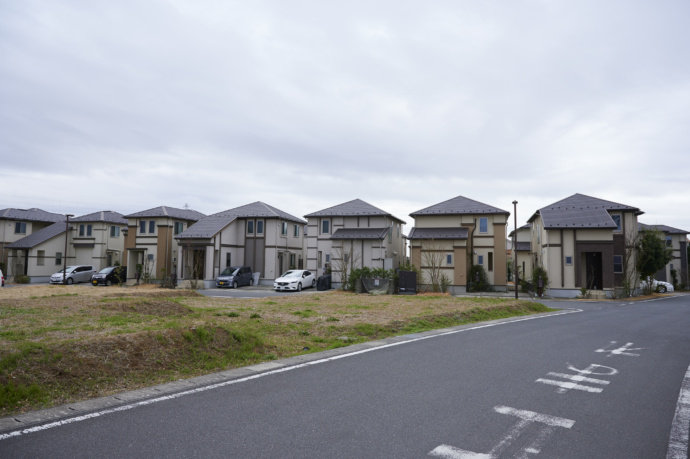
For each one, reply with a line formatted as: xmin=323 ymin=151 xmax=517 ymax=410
xmin=250 ymin=279 xmax=254 ymax=286
xmin=311 ymin=279 xmax=316 ymax=288
xmin=297 ymin=283 xmax=302 ymax=292
xmin=659 ymin=286 xmax=667 ymax=293
xmin=106 ymin=280 xmax=112 ymax=286
xmin=66 ymin=278 xmax=73 ymax=285
xmin=233 ymin=281 xmax=238 ymax=289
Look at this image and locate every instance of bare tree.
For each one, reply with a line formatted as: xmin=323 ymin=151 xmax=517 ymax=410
xmin=331 ymin=241 xmax=360 ymax=290
xmin=420 ymin=239 xmax=447 ymax=292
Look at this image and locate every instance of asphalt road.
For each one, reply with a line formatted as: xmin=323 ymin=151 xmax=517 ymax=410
xmin=2 ymin=294 xmax=689 ymax=458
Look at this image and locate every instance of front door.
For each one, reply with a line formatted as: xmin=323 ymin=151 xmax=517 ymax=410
xmin=585 ymin=252 xmax=603 ymax=290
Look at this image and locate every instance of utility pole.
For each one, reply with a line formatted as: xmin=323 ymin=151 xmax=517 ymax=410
xmin=63 ymin=214 xmax=74 ymax=284
xmin=512 ymin=201 xmax=518 ymax=300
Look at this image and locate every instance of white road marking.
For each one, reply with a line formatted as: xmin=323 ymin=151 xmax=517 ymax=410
xmin=429 ymin=406 xmax=574 ymax=458
xmin=595 ymin=341 xmax=642 ymax=357
xmin=667 ymin=365 xmax=690 ymax=459
xmin=536 ymin=364 xmax=617 ymax=394
xmin=0 ymin=308 xmax=582 ymax=441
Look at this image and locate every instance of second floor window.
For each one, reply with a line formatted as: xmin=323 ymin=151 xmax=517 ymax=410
xmin=140 ymin=221 xmax=146 ymax=234
xmin=281 ymin=222 xmax=288 ymax=235
xmin=257 ymin=220 xmax=264 ymax=234
xmin=294 ymin=224 xmax=299 ymax=237
xmin=174 ymin=222 xmax=184 ymax=235
xmin=15 ymin=222 xmax=26 ymax=234
xmin=479 ymin=217 xmax=488 ymax=233
xmin=611 ymin=215 xmax=621 ymax=231
xmin=110 ymin=226 xmax=120 ymax=237
xmin=247 ymin=220 xmax=254 ymax=234
xmin=322 ymin=219 xmax=330 ymax=234
xmin=148 ymin=221 xmax=155 ymax=234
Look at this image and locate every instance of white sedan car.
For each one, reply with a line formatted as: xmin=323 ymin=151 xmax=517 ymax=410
xmin=273 ymin=270 xmax=316 ymax=292
xmin=640 ymin=278 xmax=674 ymax=293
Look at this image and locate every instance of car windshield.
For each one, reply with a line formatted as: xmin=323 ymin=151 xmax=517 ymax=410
xmin=56 ymin=266 xmax=76 ymax=274
xmin=99 ymin=267 xmax=114 ymax=274
xmin=220 ymin=267 xmax=239 ymax=276
xmin=280 ymin=271 xmax=301 ymax=278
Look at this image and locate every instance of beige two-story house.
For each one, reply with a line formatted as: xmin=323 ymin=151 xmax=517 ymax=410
xmin=638 ymin=223 xmax=688 ymax=287
xmin=70 ymin=211 xmax=128 ymax=270
xmin=304 ymin=199 xmax=406 ymax=285
xmin=409 ymin=196 xmax=509 ymax=292
xmin=123 ymin=206 xmax=206 ymax=282
xmin=175 ymin=202 xmax=306 ymax=288
xmin=528 ymin=194 xmax=643 ymax=298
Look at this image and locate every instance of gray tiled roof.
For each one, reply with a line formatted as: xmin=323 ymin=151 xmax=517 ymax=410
xmin=0 ymin=208 xmax=65 ymax=223
xmin=515 ymin=241 xmax=531 ymax=252
xmin=71 ymin=211 xmax=127 ymax=224
xmin=125 ymin=206 xmax=206 ymax=221
xmin=407 ymin=227 xmax=469 ymax=240
xmin=410 ymin=196 xmax=509 ymax=217
xmin=176 ymin=202 xmax=306 ymax=240
xmin=6 ymin=222 xmax=66 ymax=249
xmin=330 ymin=227 xmax=390 ymax=240
xmin=532 ymin=194 xmax=642 ymax=229
xmin=639 ymin=223 xmax=689 ymax=235
xmin=305 ymin=199 xmax=406 ymax=224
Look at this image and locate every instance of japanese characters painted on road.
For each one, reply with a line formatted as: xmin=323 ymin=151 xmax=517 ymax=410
xmin=595 ymin=341 xmax=643 ymax=357
xmin=536 ymin=364 xmax=618 ymax=394
xmin=429 ymin=405 xmax=575 ymax=459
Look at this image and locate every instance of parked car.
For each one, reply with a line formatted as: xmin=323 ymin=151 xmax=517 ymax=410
xmin=216 ymin=266 xmax=253 ymax=288
xmin=50 ymin=265 xmax=97 ymax=285
xmin=91 ymin=266 xmax=126 ymax=286
xmin=640 ymin=278 xmax=674 ymax=293
xmin=0 ymin=268 xmax=4 ymax=287
xmin=273 ymin=270 xmax=315 ymax=292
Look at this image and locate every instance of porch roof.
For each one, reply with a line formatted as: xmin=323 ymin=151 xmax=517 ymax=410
xmin=330 ymin=227 xmax=390 ymax=240
xmin=5 ymin=222 xmax=66 ymax=249
xmin=407 ymin=227 xmax=469 ymax=240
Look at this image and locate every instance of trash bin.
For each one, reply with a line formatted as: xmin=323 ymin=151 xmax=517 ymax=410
xmin=252 ymin=272 xmax=260 ymax=285
xmin=317 ymin=275 xmax=332 ymax=291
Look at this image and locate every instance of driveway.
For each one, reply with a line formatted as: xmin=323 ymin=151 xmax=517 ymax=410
xmin=198 ymin=284 xmax=331 ymax=299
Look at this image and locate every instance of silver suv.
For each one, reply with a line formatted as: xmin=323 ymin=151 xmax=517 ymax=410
xmin=216 ymin=266 xmax=253 ymax=288
xmin=50 ymin=265 xmax=97 ymax=285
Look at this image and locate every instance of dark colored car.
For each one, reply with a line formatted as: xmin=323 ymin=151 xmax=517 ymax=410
xmin=91 ymin=266 xmax=126 ymax=286
xmin=216 ymin=266 xmax=253 ymax=288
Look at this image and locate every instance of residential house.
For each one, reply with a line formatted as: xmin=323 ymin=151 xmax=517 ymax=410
xmin=509 ymin=224 xmax=533 ymax=282
xmin=528 ymin=193 xmax=643 ymax=298
xmin=70 ymin=211 xmax=128 ymax=269
xmin=123 ymin=206 xmax=206 ymax=282
xmin=304 ymin=199 xmax=406 ymax=284
xmin=0 ymin=208 xmax=65 ymax=275
xmin=638 ymin=223 xmax=689 ymax=287
xmin=175 ymin=202 xmax=306 ymax=288
xmin=5 ymin=222 xmax=68 ymax=282
xmin=408 ymin=196 xmax=509 ymax=293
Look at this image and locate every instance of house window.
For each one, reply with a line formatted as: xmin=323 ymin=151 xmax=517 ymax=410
xmin=226 ymin=252 xmax=231 ymax=267
xmin=174 ymin=222 xmax=184 ymax=235
xmin=290 ymin=253 xmax=296 ymax=268
xmin=326 ymin=254 xmax=331 ymax=263
xmin=14 ymin=222 xmax=26 ymax=234
xmin=247 ymin=220 xmax=254 ymax=234
xmin=397 ymin=224 xmax=400 ymax=237
xmin=488 ymin=252 xmax=494 ymax=271
xmin=613 ymin=255 xmax=623 ymax=273
xmin=79 ymin=224 xmax=85 ymax=236
xmin=666 ymin=236 xmax=672 ymax=247
xmin=55 ymin=252 xmax=62 ymax=265
xmin=611 ymin=215 xmax=621 ymax=231
xmin=321 ymin=219 xmax=330 ymax=234
xmin=110 ymin=226 xmax=120 ymax=237
xmin=140 ymin=221 xmax=146 ymax=234
xmin=478 ymin=255 xmax=484 ymax=265
xmin=148 ymin=221 xmax=155 ymax=234
xmin=479 ymin=217 xmax=488 ymax=233
xmin=388 ymin=227 xmax=392 ymax=243
xmin=147 ymin=254 xmax=154 ymax=261
xmin=107 ymin=253 xmax=113 ymax=266
xmin=318 ymin=251 xmax=322 ymax=268
xmin=87 ymin=224 xmax=92 ymax=236
xmin=565 ymin=256 xmax=573 ymax=265
xmin=446 ymin=254 xmax=452 ymax=265
xmin=344 ymin=253 xmax=350 ymax=264
xmin=256 ymin=220 xmax=264 ymax=234
xmin=294 ymin=224 xmax=299 ymax=237
xmin=37 ymin=250 xmax=45 ymax=266
xmin=281 ymin=222 xmax=288 ymax=236
xmin=670 ymin=263 xmax=674 ymax=270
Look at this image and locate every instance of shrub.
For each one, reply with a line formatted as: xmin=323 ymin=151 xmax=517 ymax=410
xmin=467 ymin=265 xmax=492 ymax=292
xmin=13 ymin=275 xmax=31 ymax=284
xmin=531 ymin=266 xmax=549 ymax=296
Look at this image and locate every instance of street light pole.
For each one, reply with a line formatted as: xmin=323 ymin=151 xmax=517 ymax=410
xmin=63 ymin=214 xmax=73 ymax=284
xmin=512 ymin=201 xmax=518 ymax=300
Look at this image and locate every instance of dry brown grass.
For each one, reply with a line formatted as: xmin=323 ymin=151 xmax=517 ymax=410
xmin=0 ymin=285 xmax=550 ymax=416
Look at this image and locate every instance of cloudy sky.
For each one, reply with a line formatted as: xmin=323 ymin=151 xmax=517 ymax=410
xmin=1 ymin=0 xmax=688 ymax=234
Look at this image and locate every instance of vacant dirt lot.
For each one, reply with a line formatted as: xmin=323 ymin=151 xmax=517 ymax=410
xmin=0 ymin=284 xmax=550 ymax=416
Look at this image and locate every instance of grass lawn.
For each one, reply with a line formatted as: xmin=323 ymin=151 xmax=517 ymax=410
xmin=0 ymin=284 xmax=553 ymax=416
